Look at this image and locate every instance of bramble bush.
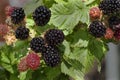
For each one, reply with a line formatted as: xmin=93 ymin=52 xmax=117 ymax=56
xmin=0 ymin=0 xmax=120 ymax=80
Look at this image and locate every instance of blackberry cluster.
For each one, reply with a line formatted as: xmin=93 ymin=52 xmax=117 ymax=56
xmin=11 ymin=8 xmax=25 ymax=24
xmin=30 ymin=37 xmax=45 ymax=53
xmin=99 ymin=0 xmax=120 ymax=15
xmin=108 ymin=16 xmax=120 ymax=30
xmin=33 ymin=6 xmax=51 ymax=26
xmin=42 ymin=46 xmax=60 ymax=67
xmin=89 ymin=21 xmax=106 ymax=38
xmin=15 ymin=26 xmax=29 ymax=40
xmin=44 ymin=29 xmax=65 ymax=45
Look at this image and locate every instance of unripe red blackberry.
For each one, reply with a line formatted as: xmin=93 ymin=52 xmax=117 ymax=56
xmin=99 ymin=0 xmax=120 ymax=15
xmin=15 ymin=26 xmax=29 ymax=40
xmin=42 ymin=46 xmax=60 ymax=67
xmin=104 ymin=28 xmax=114 ymax=39
xmin=5 ymin=6 xmax=15 ymax=16
xmin=0 ymin=24 xmax=9 ymax=37
xmin=26 ymin=53 xmax=40 ymax=70
xmin=114 ymin=29 xmax=120 ymax=40
xmin=11 ymin=7 xmax=25 ymax=24
xmin=89 ymin=21 xmax=106 ymax=38
xmin=18 ymin=57 xmax=28 ymax=72
xmin=30 ymin=37 xmax=45 ymax=53
xmin=89 ymin=7 xmax=101 ymax=20
xmin=108 ymin=16 xmax=120 ymax=30
xmin=33 ymin=6 xmax=51 ymax=26
xmin=44 ymin=29 xmax=65 ymax=46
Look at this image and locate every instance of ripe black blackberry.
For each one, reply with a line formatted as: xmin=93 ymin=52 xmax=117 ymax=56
xmin=15 ymin=26 xmax=29 ymax=40
xmin=33 ymin=6 xmax=51 ymax=26
xmin=89 ymin=21 xmax=106 ymax=38
xmin=108 ymin=16 xmax=120 ymax=30
xmin=42 ymin=46 xmax=60 ymax=67
xmin=99 ymin=0 xmax=120 ymax=15
xmin=30 ymin=37 xmax=45 ymax=53
xmin=11 ymin=8 xmax=25 ymax=24
xmin=44 ymin=29 xmax=64 ymax=46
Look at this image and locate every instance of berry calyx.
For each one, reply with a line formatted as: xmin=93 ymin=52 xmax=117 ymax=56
xmin=89 ymin=7 xmax=101 ymax=20
xmin=30 ymin=37 xmax=45 ymax=53
xmin=33 ymin=6 xmax=51 ymax=26
xmin=11 ymin=7 xmax=25 ymax=24
xmin=44 ymin=29 xmax=65 ymax=46
xmin=18 ymin=57 xmax=28 ymax=72
xmin=89 ymin=21 xmax=106 ymax=38
xmin=26 ymin=53 xmax=40 ymax=70
xmin=15 ymin=26 xmax=29 ymax=40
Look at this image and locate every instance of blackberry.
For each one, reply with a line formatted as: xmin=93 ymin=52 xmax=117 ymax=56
xmin=30 ymin=37 xmax=45 ymax=53
xmin=33 ymin=6 xmax=51 ymax=26
xmin=5 ymin=6 xmax=15 ymax=16
xmin=99 ymin=0 xmax=120 ymax=15
xmin=89 ymin=21 xmax=106 ymax=38
xmin=44 ymin=29 xmax=65 ymax=45
xmin=108 ymin=16 xmax=120 ymax=30
xmin=11 ymin=8 xmax=25 ymax=24
xmin=15 ymin=26 xmax=29 ymax=40
xmin=114 ymin=29 xmax=120 ymax=40
xmin=0 ymin=24 xmax=9 ymax=37
xmin=104 ymin=28 xmax=114 ymax=39
xmin=42 ymin=46 xmax=60 ymax=67
xmin=89 ymin=7 xmax=101 ymax=20
xmin=26 ymin=53 xmax=40 ymax=70
xmin=18 ymin=57 xmax=28 ymax=72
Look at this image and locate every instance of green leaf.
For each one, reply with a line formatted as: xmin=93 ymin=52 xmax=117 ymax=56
xmin=43 ymin=0 xmax=56 ymax=8
xmin=50 ymin=0 xmax=89 ymax=35
xmin=85 ymin=0 xmax=101 ymax=7
xmin=19 ymin=71 xmax=28 ymax=80
xmin=34 ymin=24 xmax=55 ymax=35
xmin=24 ymin=0 xmax=43 ymax=15
xmin=66 ymin=28 xmax=89 ymax=45
xmin=63 ymin=40 xmax=71 ymax=57
xmin=14 ymin=40 xmax=29 ymax=51
xmin=0 ymin=68 xmax=7 ymax=80
xmin=19 ymin=70 xmax=32 ymax=80
xmin=9 ymin=53 xmax=17 ymax=65
xmin=46 ymin=67 xmax=61 ymax=80
xmin=25 ymin=70 xmax=32 ymax=80
xmin=64 ymin=57 xmax=83 ymax=70
xmin=55 ymin=0 xmax=68 ymax=4
xmin=88 ymin=39 xmax=106 ymax=61
xmin=81 ymin=53 xmax=96 ymax=73
xmin=69 ymin=48 xmax=88 ymax=61
xmin=10 ymin=74 xmax=19 ymax=80
xmin=1 ymin=52 xmax=10 ymax=64
xmin=1 ymin=63 xmax=14 ymax=73
xmin=26 ymin=18 xmax=35 ymax=27
xmin=61 ymin=62 xmax=84 ymax=80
